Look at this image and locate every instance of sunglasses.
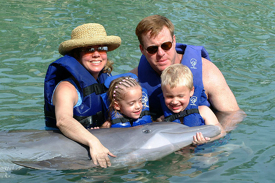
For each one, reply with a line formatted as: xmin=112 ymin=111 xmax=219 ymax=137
xmin=82 ymin=46 xmax=108 ymax=53
xmin=145 ymin=41 xmax=173 ymax=54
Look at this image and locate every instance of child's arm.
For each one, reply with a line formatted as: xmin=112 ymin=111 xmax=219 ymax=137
xmin=101 ymin=121 xmax=112 ymax=128
xmin=192 ymin=106 xmax=226 ymax=145
xmin=154 ymin=115 xmax=165 ymax=122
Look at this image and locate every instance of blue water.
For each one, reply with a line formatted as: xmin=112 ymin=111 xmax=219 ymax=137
xmin=1 ymin=0 xmax=275 ymax=182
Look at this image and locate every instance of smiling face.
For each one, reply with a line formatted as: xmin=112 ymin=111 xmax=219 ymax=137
xmin=139 ymin=27 xmax=178 ymax=75
xmin=78 ymin=46 xmax=108 ymax=79
xmin=114 ymin=85 xmax=143 ymax=119
xmin=162 ymin=84 xmax=194 ymax=114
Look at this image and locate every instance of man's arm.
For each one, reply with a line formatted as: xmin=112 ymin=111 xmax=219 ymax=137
xmin=202 ymin=57 xmax=240 ymax=112
xmin=202 ymin=58 xmax=246 ymax=131
xmin=215 ymin=110 xmax=246 ymax=132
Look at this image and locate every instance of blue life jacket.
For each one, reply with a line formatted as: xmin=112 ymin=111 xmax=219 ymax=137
xmin=138 ymin=43 xmax=211 ymax=120
xmin=159 ymin=86 xmax=205 ymax=127
xmin=44 ymin=55 xmax=110 ymax=128
xmin=101 ymin=73 xmax=152 ymax=128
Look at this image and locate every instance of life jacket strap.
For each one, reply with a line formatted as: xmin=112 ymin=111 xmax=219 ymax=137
xmin=76 ymin=111 xmax=105 ymax=128
xmin=44 ymin=106 xmax=104 ymax=128
xmin=164 ymin=108 xmax=199 ymax=122
xmin=111 ymin=110 xmax=151 ymax=126
xmin=83 ymin=83 xmax=107 ymax=97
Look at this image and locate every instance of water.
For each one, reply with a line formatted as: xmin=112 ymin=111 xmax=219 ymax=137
xmin=0 ymin=0 xmax=274 ymax=182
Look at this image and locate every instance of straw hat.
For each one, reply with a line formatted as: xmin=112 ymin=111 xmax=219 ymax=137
xmin=59 ymin=23 xmax=121 ymax=55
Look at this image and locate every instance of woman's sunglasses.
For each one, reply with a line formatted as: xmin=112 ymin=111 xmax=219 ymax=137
xmin=82 ymin=46 xmax=108 ymax=53
xmin=145 ymin=41 xmax=173 ymax=54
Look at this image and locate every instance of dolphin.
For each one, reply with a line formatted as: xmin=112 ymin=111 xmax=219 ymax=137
xmin=0 ymin=122 xmax=220 ymax=170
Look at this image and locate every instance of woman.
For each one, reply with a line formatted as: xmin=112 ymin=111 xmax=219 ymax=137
xmin=44 ymin=23 xmax=121 ymax=168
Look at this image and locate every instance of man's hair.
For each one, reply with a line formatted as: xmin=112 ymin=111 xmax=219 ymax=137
xmin=161 ymin=64 xmax=193 ymax=90
xmin=135 ymin=15 xmax=174 ymax=45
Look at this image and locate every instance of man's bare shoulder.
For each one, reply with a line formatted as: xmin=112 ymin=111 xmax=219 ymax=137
xmin=201 ymin=57 xmax=225 ymax=86
xmin=201 ymin=57 xmax=240 ymax=111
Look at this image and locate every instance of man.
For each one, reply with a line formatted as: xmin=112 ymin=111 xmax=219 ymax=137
xmin=130 ymin=15 xmax=243 ymax=126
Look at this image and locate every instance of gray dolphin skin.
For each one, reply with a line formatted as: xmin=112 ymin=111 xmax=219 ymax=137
xmin=0 ymin=122 xmax=220 ymax=170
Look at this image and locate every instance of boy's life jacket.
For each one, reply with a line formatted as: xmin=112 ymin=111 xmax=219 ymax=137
xmin=159 ymin=85 xmax=205 ymax=127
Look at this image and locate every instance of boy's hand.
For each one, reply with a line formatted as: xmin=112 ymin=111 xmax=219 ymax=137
xmin=192 ymin=132 xmax=210 ymax=145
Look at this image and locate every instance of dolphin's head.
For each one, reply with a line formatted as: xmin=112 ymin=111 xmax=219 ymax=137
xmin=139 ymin=122 xmax=221 ymax=150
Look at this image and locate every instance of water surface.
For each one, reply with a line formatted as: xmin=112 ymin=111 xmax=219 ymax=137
xmin=0 ymin=0 xmax=274 ymax=182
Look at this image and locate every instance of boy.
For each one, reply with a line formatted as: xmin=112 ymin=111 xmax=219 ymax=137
xmin=160 ymin=64 xmax=225 ymax=145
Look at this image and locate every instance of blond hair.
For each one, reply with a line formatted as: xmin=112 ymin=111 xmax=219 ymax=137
xmin=161 ymin=64 xmax=193 ymax=90
xmin=135 ymin=15 xmax=174 ymax=46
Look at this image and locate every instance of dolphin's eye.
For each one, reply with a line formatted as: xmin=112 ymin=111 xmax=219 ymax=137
xmin=142 ymin=129 xmax=151 ymax=133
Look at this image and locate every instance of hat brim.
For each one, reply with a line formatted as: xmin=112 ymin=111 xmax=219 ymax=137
xmin=58 ymin=36 xmax=121 ymax=55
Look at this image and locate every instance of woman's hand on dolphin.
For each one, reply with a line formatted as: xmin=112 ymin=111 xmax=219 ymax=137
xmin=192 ymin=132 xmax=210 ymax=145
xmin=89 ymin=141 xmax=116 ymax=168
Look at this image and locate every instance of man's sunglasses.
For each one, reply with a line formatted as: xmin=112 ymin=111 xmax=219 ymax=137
xmin=82 ymin=46 xmax=108 ymax=53
xmin=145 ymin=41 xmax=173 ymax=54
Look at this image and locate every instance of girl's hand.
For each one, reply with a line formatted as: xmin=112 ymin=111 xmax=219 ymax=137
xmin=155 ymin=115 xmax=164 ymax=122
xmin=101 ymin=121 xmax=112 ymax=128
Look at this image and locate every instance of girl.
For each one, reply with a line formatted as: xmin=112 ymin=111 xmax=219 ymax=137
xmin=101 ymin=73 xmax=152 ymax=128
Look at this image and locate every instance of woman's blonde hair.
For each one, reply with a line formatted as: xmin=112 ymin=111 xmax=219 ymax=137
xmin=161 ymin=64 xmax=193 ymax=90
xmin=102 ymin=59 xmax=113 ymax=74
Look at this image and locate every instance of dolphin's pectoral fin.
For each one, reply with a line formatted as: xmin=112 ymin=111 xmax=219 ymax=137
xmin=12 ymin=157 xmax=97 ymax=170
